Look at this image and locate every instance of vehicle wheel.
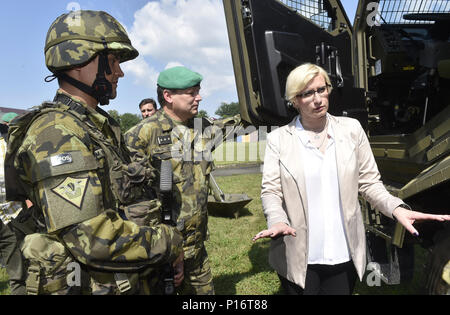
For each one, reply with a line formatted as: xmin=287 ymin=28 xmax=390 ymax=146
xmin=426 ymin=225 xmax=450 ymax=295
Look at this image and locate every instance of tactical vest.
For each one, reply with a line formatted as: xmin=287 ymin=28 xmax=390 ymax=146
xmin=5 ymin=95 xmax=158 ymax=294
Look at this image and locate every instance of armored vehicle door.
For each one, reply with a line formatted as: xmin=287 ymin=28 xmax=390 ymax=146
xmin=223 ymin=0 xmax=366 ymax=128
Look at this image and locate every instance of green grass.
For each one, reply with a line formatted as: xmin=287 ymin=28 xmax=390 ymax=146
xmin=0 ymin=268 xmax=11 ymax=295
xmin=0 ymin=172 xmax=430 ymax=295
xmin=205 ymin=174 xmax=282 ymax=295
xmin=208 ymin=173 xmax=430 ymax=295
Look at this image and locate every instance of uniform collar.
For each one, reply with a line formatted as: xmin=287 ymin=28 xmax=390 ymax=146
xmin=55 ymin=89 xmax=113 ymax=139
xmin=161 ymin=108 xmax=196 ymax=127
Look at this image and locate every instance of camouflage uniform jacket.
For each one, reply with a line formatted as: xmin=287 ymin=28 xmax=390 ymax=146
xmin=125 ymin=110 xmax=242 ymax=259
xmin=11 ymin=90 xmax=183 ymax=274
xmin=0 ymin=136 xmax=22 ymax=224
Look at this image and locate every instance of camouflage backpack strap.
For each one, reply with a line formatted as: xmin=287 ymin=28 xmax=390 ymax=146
xmin=5 ymin=102 xmax=65 ymax=202
xmin=151 ymin=112 xmax=176 ymax=163
xmin=54 ymin=94 xmax=148 ymax=206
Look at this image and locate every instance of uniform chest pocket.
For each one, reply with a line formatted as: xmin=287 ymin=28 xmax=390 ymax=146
xmin=192 ymin=138 xmax=214 ymax=177
xmin=150 ymin=145 xmax=186 ymax=184
xmin=151 ymin=145 xmax=173 ymax=161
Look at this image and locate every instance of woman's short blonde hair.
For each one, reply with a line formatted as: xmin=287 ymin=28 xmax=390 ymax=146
xmin=285 ymin=63 xmax=333 ymax=102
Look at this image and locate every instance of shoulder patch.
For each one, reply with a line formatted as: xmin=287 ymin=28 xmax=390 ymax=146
xmin=51 ymin=176 xmax=89 ymax=209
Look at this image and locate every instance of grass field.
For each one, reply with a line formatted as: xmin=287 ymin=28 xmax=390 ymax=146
xmin=0 ymin=163 xmax=430 ymax=295
xmin=206 ymin=174 xmax=282 ymax=295
xmin=208 ymin=174 xmax=429 ymax=295
xmin=0 ymin=268 xmax=10 ymax=295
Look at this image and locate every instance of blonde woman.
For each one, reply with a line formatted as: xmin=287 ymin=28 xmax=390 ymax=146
xmin=253 ymin=63 xmax=450 ymax=295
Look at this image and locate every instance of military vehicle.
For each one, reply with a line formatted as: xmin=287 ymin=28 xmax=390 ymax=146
xmin=223 ymin=0 xmax=449 ymax=294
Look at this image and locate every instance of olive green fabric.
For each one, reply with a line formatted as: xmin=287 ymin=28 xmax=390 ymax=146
xmin=21 ymin=233 xmax=87 ymax=295
xmin=0 ymin=221 xmax=26 ymax=295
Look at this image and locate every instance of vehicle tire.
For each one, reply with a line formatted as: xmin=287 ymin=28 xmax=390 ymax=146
xmin=426 ymin=225 xmax=450 ymax=295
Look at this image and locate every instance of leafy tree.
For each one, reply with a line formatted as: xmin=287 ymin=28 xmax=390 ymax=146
xmin=197 ymin=110 xmax=208 ymax=118
xmin=107 ymin=110 xmax=141 ymax=133
xmin=108 ymin=110 xmax=121 ymax=124
xmin=120 ymin=113 xmax=141 ymax=133
xmin=215 ymin=102 xmax=239 ymax=118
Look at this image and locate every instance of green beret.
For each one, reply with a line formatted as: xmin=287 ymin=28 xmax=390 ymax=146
xmin=157 ymin=66 xmax=203 ymax=89
xmin=2 ymin=112 xmax=18 ymax=123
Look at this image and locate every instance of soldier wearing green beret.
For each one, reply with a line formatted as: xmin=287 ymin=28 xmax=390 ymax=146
xmin=5 ymin=10 xmax=184 ymax=295
xmin=125 ymin=66 xmax=244 ymax=295
xmin=1 ymin=113 xmax=18 ymax=125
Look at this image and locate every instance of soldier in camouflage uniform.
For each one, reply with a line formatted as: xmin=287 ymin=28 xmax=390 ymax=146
xmin=125 ymin=66 xmax=243 ymax=295
xmin=0 ymin=113 xmax=26 ymax=295
xmin=5 ymin=10 xmax=184 ymax=295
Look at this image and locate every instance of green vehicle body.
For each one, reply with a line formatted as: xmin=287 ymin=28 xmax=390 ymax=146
xmin=223 ymin=0 xmax=450 ymax=294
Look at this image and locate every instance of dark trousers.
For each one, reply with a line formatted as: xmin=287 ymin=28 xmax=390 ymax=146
xmin=278 ymin=261 xmax=357 ymax=295
xmin=0 ymin=221 xmax=26 ymax=295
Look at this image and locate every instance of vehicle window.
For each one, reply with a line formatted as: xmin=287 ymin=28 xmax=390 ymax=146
xmin=376 ymin=0 xmax=450 ymax=24
xmin=279 ymin=0 xmax=334 ymax=31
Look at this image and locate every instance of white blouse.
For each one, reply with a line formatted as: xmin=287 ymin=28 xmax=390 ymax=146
xmin=295 ymin=117 xmax=351 ymax=265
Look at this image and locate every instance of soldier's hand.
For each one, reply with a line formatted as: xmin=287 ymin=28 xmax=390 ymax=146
xmin=173 ymin=251 xmax=184 ymax=287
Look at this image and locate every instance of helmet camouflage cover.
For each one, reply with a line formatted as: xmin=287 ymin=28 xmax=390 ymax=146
xmin=45 ymin=10 xmax=139 ymax=73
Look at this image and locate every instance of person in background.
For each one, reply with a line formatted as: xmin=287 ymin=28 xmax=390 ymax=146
xmin=0 ymin=112 xmax=26 ymax=294
xmin=139 ymin=98 xmax=158 ymax=118
xmin=252 ymin=63 xmax=450 ymax=295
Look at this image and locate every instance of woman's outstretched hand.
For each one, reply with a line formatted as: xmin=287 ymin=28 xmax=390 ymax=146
xmin=393 ymin=206 xmax=450 ymax=236
xmin=252 ymin=222 xmax=297 ymax=242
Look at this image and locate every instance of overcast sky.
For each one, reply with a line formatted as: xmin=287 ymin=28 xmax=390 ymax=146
xmin=0 ymin=0 xmax=357 ymax=117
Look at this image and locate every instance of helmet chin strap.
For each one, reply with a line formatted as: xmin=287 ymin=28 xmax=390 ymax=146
xmin=91 ymin=50 xmax=113 ymax=105
xmin=57 ymin=45 xmax=113 ymax=106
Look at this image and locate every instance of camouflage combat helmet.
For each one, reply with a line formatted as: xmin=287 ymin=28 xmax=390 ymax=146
xmin=45 ymin=10 xmax=138 ymax=72
xmin=44 ymin=10 xmax=139 ymax=105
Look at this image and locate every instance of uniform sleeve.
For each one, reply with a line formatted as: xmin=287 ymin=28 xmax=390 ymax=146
xmin=124 ymin=123 xmax=151 ymax=157
xmin=60 ymin=210 xmax=183 ymax=272
xmin=17 ymin=112 xmax=103 ymax=231
xmin=260 ymin=130 xmax=289 ymax=228
xmin=18 ymin=112 xmax=182 ymax=272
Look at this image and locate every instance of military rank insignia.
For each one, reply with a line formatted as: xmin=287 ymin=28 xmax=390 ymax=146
xmin=51 ymin=177 xmax=89 ymax=209
xmin=157 ymin=135 xmax=172 ymax=145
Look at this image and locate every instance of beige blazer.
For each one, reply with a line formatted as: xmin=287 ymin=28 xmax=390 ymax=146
xmin=261 ymin=114 xmax=404 ymax=288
